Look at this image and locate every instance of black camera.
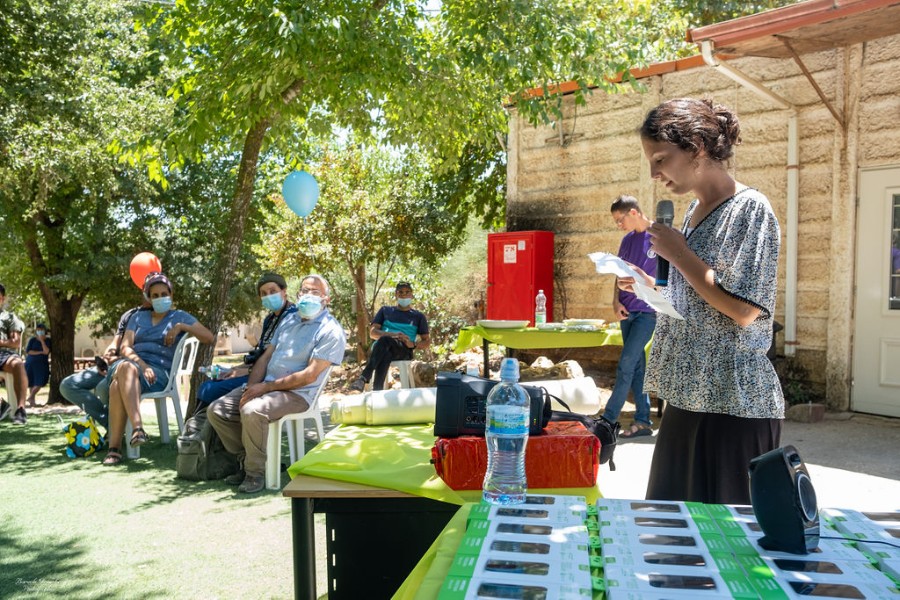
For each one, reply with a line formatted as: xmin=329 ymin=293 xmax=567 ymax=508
xmin=243 ymin=348 xmax=261 ymax=366
xmin=433 ymin=371 xmax=549 ymax=438
xmin=94 ymin=356 xmax=109 ymax=373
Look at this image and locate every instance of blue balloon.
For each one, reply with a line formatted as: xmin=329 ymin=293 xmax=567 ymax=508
xmin=282 ymin=170 xmax=319 ymax=218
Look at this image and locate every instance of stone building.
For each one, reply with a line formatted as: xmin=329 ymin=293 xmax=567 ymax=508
xmin=505 ymin=0 xmax=900 ymax=416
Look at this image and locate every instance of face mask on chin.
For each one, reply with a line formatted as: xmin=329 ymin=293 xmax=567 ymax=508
xmin=297 ymin=294 xmax=324 ymax=319
xmin=261 ymin=292 xmax=284 ymax=312
xmin=151 ymin=296 xmax=173 ymax=313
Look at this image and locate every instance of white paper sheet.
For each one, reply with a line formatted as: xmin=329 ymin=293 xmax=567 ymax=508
xmin=587 ymin=252 xmax=685 ymax=320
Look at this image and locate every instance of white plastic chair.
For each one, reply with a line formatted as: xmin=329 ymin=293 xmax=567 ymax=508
xmin=266 ymin=366 xmax=333 ymax=490
xmin=389 ymin=360 xmax=413 ymax=389
xmin=125 ymin=335 xmax=199 ymax=459
xmin=2 ymin=337 xmax=24 ymax=407
xmin=365 ymin=360 xmax=413 ymax=391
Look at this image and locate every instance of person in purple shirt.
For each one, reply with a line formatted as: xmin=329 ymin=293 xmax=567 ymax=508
xmin=602 ymin=195 xmax=658 ymax=437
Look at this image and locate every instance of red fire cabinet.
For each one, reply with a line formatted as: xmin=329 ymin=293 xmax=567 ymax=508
xmin=486 ymin=231 xmax=554 ymax=326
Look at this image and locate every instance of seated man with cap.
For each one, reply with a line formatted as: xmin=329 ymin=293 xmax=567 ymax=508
xmin=196 ymin=272 xmax=296 ymax=407
xmin=349 ymin=281 xmax=430 ymax=392
xmin=207 ymin=274 xmax=346 ymax=493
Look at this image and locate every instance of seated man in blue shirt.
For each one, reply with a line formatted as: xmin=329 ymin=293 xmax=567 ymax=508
xmin=207 ymin=274 xmax=346 ymax=494
xmin=349 ymin=281 xmax=430 ymax=392
xmin=196 ymin=272 xmax=296 ymax=407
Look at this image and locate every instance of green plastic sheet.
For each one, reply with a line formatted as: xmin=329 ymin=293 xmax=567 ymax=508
xmin=454 ymin=325 xmax=624 ymax=354
xmin=287 ymin=424 xmax=602 ymax=506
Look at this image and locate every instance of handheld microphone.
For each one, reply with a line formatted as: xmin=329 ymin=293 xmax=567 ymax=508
xmin=655 ymin=200 xmax=675 ymax=287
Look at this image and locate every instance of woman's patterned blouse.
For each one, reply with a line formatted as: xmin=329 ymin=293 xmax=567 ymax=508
xmin=644 ymin=188 xmax=785 ymax=419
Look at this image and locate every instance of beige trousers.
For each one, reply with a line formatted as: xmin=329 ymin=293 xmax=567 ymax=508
xmin=206 ymin=386 xmax=309 ymax=476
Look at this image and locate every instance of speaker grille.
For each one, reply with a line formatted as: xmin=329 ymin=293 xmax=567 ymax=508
xmin=796 ymin=473 xmax=818 ymax=521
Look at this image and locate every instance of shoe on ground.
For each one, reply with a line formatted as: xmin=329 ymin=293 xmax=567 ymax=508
xmin=12 ymin=407 xmax=27 ymax=425
xmin=238 ymin=474 xmax=265 ymax=494
xmin=224 ymin=470 xmax=246 ymax=486
xmin=348 ymin=376 xmax=367 ymax=392
xmin=0 ymin=400 xmax=11 ymax=421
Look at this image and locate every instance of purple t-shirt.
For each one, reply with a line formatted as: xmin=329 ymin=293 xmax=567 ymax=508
xmin=617 ymin=230 xmax=657 ymax=313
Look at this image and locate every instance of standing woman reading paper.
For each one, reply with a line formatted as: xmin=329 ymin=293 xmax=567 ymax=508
xmin=627 ymin=98 xmax=784 ymax=504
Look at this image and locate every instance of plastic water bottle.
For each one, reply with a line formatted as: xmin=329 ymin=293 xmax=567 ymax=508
xmin=483 ymin=358 xmax=529 ymax=505
xmin=199 ymin=365 xmax=230 ymax=380
xmin=534 ymin=289 xmax=547 ymax=325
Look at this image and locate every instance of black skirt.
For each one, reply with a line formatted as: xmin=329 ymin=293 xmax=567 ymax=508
xmin=646 ymin=403 xmax=782 ymax=505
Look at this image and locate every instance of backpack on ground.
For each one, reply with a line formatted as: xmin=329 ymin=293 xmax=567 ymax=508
xmin=176 ymin=408 xmax=240 ymax=481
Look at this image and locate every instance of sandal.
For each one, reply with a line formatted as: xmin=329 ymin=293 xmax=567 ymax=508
xmin=102 ymin=448 xmax=123 ymax=465
xmin=620 ymin=423 xmax=653 ymax=438
xmin=130 ymin=427 xmax=149 ymax=447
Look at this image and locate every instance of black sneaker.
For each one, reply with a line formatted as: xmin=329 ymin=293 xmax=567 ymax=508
xmin=348 ymin=376 xmax=367 ymax=392
xmin=12 ymin=407 xmax=26 ymax=425
xmin=238 ymin=474 xmax=265 ymax=494
xmin=0 ymin=400 xmax=11 ymax=421
xmin=225 ymin=470 xmax=246 ymax=486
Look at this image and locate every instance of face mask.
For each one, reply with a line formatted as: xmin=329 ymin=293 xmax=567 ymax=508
xmin=152 ymin=297 xmax=173 ymax=313
xmin=397 ymin=298 xmax=412 ymax=308
xmin=261 ymin=292 xmax=284 ymax=312
xmin=297 ymin=294 xmax=323 ymax=319
xmin=36 ymin=330 xmax=45 ymax=336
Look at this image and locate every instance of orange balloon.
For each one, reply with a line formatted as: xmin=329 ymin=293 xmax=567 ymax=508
xmin=130 ymin=252 xmax=162 ymax=289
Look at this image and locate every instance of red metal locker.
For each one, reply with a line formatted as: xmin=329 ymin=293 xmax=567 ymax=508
xmin=487 ymin=231 xmax=554 ymax=325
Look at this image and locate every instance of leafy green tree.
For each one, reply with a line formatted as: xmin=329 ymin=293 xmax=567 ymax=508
xmin=0 ymin=0 xmax=171 ymax=401
xmin=676 ymin=0 xmax=801 ymax=26
xmin=129 ymin=0 xmax=700 ymax=373
xmin=257 ymin=142 xmax=468 ymax=359
xmin=0 ymin=0 xmax=269 ymax=403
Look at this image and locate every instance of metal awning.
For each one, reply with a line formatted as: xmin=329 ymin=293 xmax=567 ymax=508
xmin=688 ymin=0 xmax=900 ymax=59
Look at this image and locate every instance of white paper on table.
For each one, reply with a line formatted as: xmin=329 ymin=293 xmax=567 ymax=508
xmin=587 ymin=252 xmax=685 ymax=320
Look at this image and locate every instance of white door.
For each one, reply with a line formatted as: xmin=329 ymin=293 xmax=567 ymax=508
xmin=853 ymin=167 xmax=900 ymax=417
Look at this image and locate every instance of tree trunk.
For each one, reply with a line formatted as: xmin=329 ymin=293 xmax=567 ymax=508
xmin=351 ymin=264 xmax=369 ymax=363
xmin=186 ymin=116 xmax=271 ymax=418
xmin=42 ymin=293 xmax=82 ymax=404
xmin=21 ymin=206 xmax=82 ymax=405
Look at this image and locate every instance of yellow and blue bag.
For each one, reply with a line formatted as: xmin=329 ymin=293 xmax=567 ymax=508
xmin=62 ymin=416 xmax=105 ymax=458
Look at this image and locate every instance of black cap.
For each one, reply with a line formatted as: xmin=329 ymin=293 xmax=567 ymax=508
xmin=395 ymin=281 xmax=412 ymax=291
xmin=257 ymin=272 xmax=287 ymax=293
xmin=36 ymin=322 xmax=47 ymax=329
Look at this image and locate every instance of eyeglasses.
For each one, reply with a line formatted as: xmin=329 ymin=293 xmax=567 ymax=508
xmin=299 ymin=287 xmax=325 ymax=297
xmin=614 ymin=212 xmax=632 ymax=226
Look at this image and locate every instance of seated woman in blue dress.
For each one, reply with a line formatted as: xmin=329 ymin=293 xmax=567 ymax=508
xmin=103 ymin=272 xmax=215 ymax=465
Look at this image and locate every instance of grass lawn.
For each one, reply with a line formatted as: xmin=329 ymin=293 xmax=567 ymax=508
xmin=0 ymin=402 xmax=313 ymax=600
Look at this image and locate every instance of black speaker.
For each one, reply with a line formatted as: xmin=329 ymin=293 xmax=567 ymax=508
xmin=748 ymin=445 xmax=820 ymax=554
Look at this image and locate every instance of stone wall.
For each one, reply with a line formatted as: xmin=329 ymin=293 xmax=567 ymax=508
xmin=506 ymin=34 xmax=900 ymax=408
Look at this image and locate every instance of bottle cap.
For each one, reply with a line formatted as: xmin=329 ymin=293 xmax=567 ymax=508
xmin=499 ymin=357 xmax=519 ymax=381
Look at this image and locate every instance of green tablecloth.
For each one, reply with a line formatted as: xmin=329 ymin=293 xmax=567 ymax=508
xmin=287 ymin=424 xmax=602 ymax=507
xmin=454 ymin=325 xmax=624 ymax=354
xmin=394 ymin=503 xmax=473 ymax=600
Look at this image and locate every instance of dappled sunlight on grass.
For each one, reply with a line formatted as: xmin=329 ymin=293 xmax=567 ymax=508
xmin=0 ymin=522 xmax=159 ymax=600
xmin=3 ymin=410 xmax=299 ymax=598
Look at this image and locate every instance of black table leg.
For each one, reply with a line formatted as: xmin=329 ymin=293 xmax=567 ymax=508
xmin=293 ymin=497 xmax=316 ymax=600
xmin=482 ymin=338 xmax=490 ymax=377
